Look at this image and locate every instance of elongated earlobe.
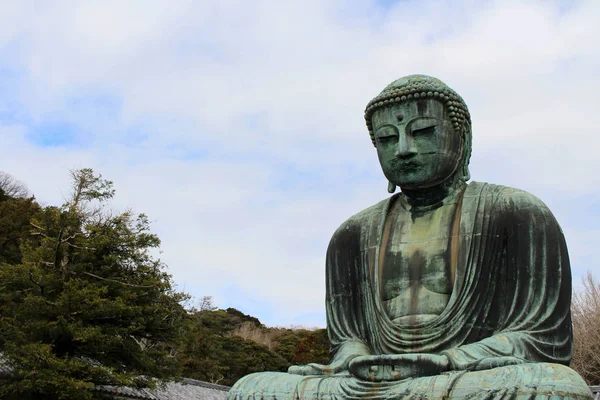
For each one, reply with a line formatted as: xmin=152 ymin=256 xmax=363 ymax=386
xmin=387 ymin=181 xmax=396 ymax=193
xmin=461 ymin=165 xmax=471 ymax=182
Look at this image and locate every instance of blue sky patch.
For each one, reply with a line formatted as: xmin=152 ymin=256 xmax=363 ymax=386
xmin=26 ymin=120 xmax=79 ymax=148
xmin=375 ymin=0 xmax=401 ymax=8
xmin=65 ymin=91 xmax=122 ymax=122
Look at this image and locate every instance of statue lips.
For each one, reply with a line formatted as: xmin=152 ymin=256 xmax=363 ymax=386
xmin=400 ymin=161 xmax=420 ymax=170
xmin=390 ymin=158 xmax=421 ymax=172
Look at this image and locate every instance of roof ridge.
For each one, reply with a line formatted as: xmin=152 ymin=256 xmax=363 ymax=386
xmin=182 ymin=378 xmax=231 ymax=391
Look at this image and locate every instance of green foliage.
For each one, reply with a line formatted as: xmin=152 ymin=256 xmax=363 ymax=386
xmin=176 ymin=309 xmax=289 ymax=386
xmin=273 ymin=329 xmax=311 ymax=363
xmin=0 ymin=168 xmax=334 ymax=395
xmin=269 ymin=328 xmax=330 ymax=366
xmin=0 ymin=195 xmax=40 ymax=265
xmin=291 ymin=329 xmax=329 ymax=365
xmin=0 ymin=169 xmax=188 ymax=400
xmin=175 ymin=306 xmax=331 ymax=386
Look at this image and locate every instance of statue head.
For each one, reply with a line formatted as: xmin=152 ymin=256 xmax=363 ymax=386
xmin=364 ymin=75 xmax=472 ymax=192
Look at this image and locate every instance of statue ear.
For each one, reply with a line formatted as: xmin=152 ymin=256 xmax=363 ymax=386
xmin=461 ymin=165 xmax=471 ymax=182
xmin=458 ymin=121 xmax=472 ymax=182
xmin=387 ymin=181 xmax=397 ymax=193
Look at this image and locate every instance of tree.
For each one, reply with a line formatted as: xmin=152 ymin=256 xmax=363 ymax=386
xmin=0 ymin=171 xmax=30 ymax=200
xmin=197 ymin=296 xmax=218 ymax=311
xmin=0 ymin=196 xmax=40 ymax=266
xmin=0 ymin=171 xmax=38 ymax=266
xmin=0 ymin=168 xmax=188 ymax=400
xmin=177 ymin=308 xmax=289 ymax=386
xmin=571 ymin=271 xmax=600 ymax=385
xmin=290 ymin=329 xmax=329 ymax=366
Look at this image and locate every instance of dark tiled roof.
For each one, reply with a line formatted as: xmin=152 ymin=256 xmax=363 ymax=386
xmin=97 ymin=378 xmax=229 ymax=400
xmin=1 ymin=354 xmax=229 ymax=400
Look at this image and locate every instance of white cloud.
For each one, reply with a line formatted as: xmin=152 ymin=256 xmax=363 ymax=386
xmin=0 ymin=0 xmax=598 ymax=326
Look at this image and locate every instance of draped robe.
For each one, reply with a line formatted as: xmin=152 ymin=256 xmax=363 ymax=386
xmin=228 ymin=182 xmax=592 ymax=399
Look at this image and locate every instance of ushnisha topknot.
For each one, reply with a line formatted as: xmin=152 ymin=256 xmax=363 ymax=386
xmin=364 ymin=74 xmax=471 ymax=146
xmin=364 ymin=74 xmax=473 ymax=181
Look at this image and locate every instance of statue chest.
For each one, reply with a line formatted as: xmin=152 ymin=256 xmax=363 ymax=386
xmin=379 ymin=199 xmax=459 ymax=324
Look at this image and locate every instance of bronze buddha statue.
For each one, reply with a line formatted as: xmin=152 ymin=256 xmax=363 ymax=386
xmin=227 ymin=75 xmax=592 ymax=399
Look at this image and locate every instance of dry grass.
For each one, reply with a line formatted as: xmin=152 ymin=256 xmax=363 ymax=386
xmin=571 ymin=271 xmax=600 ymax=385
xmin=230 ymin=322 xmax=279 ymax=350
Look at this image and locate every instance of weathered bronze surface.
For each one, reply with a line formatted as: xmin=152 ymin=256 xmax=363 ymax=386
xmin=227 ymin=75 xmax=593 ymax=399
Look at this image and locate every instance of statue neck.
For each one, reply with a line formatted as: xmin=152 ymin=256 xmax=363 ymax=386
xmin=400 ymin=174 xmax=466 ymax=208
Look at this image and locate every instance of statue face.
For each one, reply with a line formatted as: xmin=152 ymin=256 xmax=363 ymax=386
xmin=371 ymin=98 xmax=463 ymax=189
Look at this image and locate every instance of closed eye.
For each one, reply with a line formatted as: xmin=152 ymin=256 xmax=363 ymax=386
xmin=375 ymin=126 xmax=399 ymax=143
xmin=412 ymin=125 xmax=436 ymax=136
xmin=377 ymin=135 xmax=398 ymax=144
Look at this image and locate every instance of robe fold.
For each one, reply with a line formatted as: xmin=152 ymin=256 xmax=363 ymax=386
xmin=228 ymin=182 xmax=592 ymax=399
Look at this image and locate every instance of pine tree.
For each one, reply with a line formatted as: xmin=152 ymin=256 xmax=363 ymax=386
xmin=0 ymin=169 xmax=188 ymax=400
xmin=0 ymin=189 xmax=39 ymax=265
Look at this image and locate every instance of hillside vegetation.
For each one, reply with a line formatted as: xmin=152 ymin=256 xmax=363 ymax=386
xmin=0 ymin=169 xmax=329 ymax=398
xmin=178 ymin=304 xmax=329 ymax=386
xmin=0 ymin=168 xmax=597 ymax=398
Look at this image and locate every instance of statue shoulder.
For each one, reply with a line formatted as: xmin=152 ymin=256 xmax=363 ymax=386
xmin=472 ymin=181 xmax=557 ymax=220
xmin=338 ymin=198 xmax=389 ymax=230
xmin=328 ymin=197 xmax=390 ymax=245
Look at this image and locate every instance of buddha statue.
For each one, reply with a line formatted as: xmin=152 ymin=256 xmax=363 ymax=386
xmin=227 ymin=75 xmax=593 ymax=399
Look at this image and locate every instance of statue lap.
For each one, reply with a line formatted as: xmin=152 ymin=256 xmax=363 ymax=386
xmin=228 ymin=363 xmax=590 ymax=399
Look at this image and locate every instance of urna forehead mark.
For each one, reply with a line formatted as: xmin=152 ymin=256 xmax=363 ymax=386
xmin=371 ymin=99 xmax=445 ymax=130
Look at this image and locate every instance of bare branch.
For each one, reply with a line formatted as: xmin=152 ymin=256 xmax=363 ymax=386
xmin=64 ymin=242 xmax=96 ymax=251
xmin=28 ymin=272 xmax=44 ymax=296
xmin=60 ymin=232 xmax=84 ymax=244
xmin=0 ymin=171 xmax=30 ymax=198
xmin=30 ymin=230 xmax=51 ymax=239
xmin=81 ymin=271 xmax=156 ymax=288
xmin=571 ymin=271 xmax=600 ymax=385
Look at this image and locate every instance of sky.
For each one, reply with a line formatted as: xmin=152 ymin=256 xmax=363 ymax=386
xmin=0 ymin=0 xmax=598 ymax=328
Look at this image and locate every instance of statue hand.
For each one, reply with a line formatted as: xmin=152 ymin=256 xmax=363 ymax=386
xmin=473 ymin=356 xmax=524 ymax=371
xmin=288 ymin=355 xmax=357 ymax=376
xmin=289 ymin=340 xmax=371 ymax=376
xmin=348 ymin=354 xmax=450 ymax=382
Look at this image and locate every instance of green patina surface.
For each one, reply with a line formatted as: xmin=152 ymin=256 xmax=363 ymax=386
xmin=227 ymin=75 xmax=593 ymax=399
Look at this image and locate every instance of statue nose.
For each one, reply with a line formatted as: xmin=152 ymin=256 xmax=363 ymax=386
xmin=395 ymin=131 xmax=416 ymax=158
